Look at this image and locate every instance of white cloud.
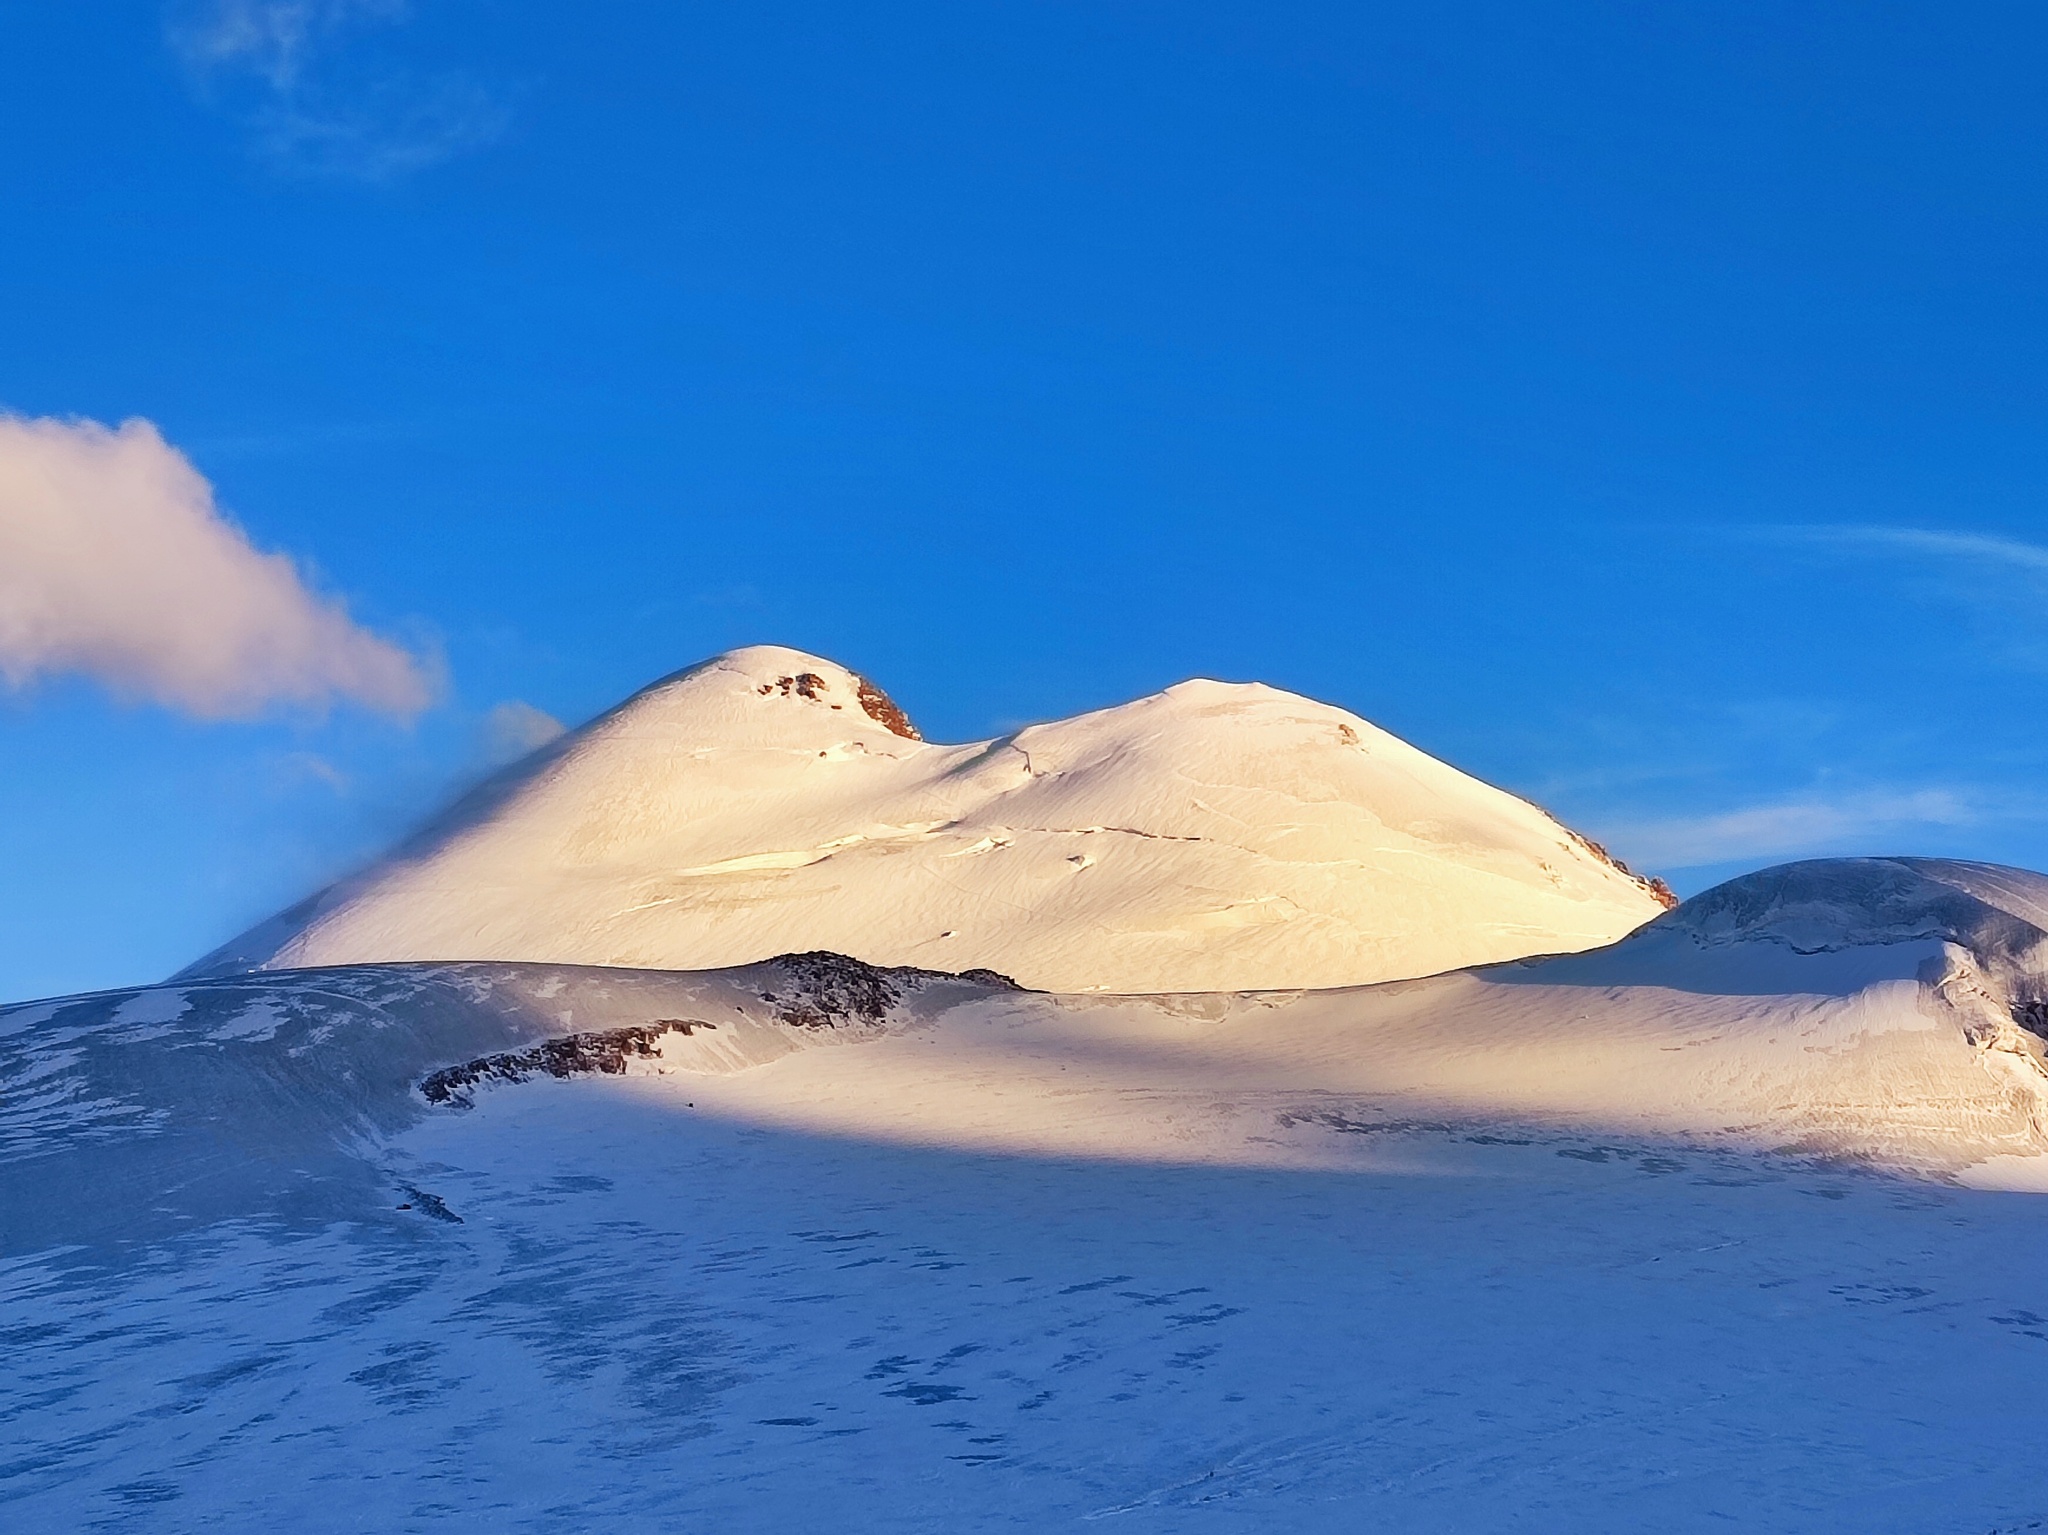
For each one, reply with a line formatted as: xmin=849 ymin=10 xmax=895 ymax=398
xmin=0 ymin=414 xmax=433 ymax=720
xmin=1601 ymin=789 xmax=1979 ymax=869
xmin=169 ymin=0 xmax=504 ymax=180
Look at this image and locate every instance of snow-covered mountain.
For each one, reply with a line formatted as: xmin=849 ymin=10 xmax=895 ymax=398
xmin=181 ymin=645 xmax=1669 ymax=992
xmin=8 ymin=857 xmax=2048 ymax=1530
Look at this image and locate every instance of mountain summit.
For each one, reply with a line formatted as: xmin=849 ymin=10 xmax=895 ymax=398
xmin=183 ymin=645 xmax=1669 ymax=992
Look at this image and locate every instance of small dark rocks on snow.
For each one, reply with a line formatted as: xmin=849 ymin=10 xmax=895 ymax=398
xmin=2011 ymin=996 xmax=2048 ymax=1043
xmin=399 ymin=1186 xmax=463 ymax=1223
xmin=1566 ymin=829 xmax=1679 ymax=910
xmin=759 ymin=672 xmax=830 ymax=700
xmin=752 ymin=667 xmax=922 ymax=740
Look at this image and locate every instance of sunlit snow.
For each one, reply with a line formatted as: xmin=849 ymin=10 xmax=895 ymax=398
xmin=180 ymin=646 xmax=1669 ymax=993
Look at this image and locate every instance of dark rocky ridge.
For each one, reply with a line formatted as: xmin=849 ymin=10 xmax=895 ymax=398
xmin=855 ymin=675 xmax=920 ymax=740
xmin=1564 ymin=828 xmax=1679 ymax=910
xmin=756 ymin=949 xmax=1017 ymax=1028
xmin=419 ymin=1019 xmax=718 ymax=1105
xmin=418 ymin=950 xmax=1021 ymax=1106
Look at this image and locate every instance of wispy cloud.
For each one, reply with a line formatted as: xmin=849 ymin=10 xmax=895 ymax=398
xmin=274 ymin=749 xmax=352 ymax=792
xmin=1741 ymin=522 xmax=2048 ymax=670
xmin=1601 ymin=788 xmax=1983 ymax=870
xmin=172 ymin=0 xmax=399 ymax=90
xmin=1762 ymin=523 xmax=2048 ymax=574
xmin=481 ymin=700 xmax=566 ymax=765
xmin=0 ymin=414 xmax=434 ymax=720
xmin=168 ymin=1 xmax=506 ymax=179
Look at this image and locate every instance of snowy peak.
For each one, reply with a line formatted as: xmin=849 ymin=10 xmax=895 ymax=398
xmin=578 ymin=645 xmax=923 ymax=749
xmin=182 ymin=647 xmax=1671 ymax=992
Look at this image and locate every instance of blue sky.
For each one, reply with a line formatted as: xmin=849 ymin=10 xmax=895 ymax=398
xmin=5 ymin=2 xmax=2048 ymax=1001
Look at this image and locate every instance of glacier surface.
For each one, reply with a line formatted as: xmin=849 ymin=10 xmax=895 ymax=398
xmin=7 ymin=858 xmax=2048 ymax=1530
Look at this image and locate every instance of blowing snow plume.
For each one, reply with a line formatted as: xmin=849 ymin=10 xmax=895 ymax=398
xmin=0 ymin=414 xmax=432 ymax=719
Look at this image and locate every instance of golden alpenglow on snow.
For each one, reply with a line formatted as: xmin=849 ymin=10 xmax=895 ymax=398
xmin=183 ymin=645 xmax=1670 ymax=992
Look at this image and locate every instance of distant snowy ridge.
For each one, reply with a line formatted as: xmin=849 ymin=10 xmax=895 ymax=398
xmin=11 ymin=857 xmax=2048 ymax=1265
xmin=1658 ymin=855 xmax=2048 ymax=964
xmin=179 ymin=645 xmax=1670 ymax=993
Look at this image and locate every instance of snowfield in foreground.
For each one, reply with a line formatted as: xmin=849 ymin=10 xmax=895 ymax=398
xmin=6 ymin=858 xmax=2048 ymax=1530
xmin=181 ymin=645 xmax=1669 ymax=993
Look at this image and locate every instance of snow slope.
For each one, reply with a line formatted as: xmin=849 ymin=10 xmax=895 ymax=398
xmin=180 ymin=645 xmax=1669 ymax=993
xmin=7 ymin=858 xmax=2048 ymax=1531
xmin=584 ymin=856 xmax=2048 ymax=1179
xmin=20 ymin=859 xmax=2045 ymax=1240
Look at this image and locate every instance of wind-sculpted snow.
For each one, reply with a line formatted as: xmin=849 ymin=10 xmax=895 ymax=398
xmin=1565 ymin=855 xmax=2048 ymax=1061
xmin=1654 ymin=856 xmax=2048 ymax=962
xmin=179 ymin=644 xmax=1669 ymax=993
xmin=9 ymin=861 xmax=2048 ymax=1530
xmin=0 ymin=955 xmax=1002 ymax=1254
